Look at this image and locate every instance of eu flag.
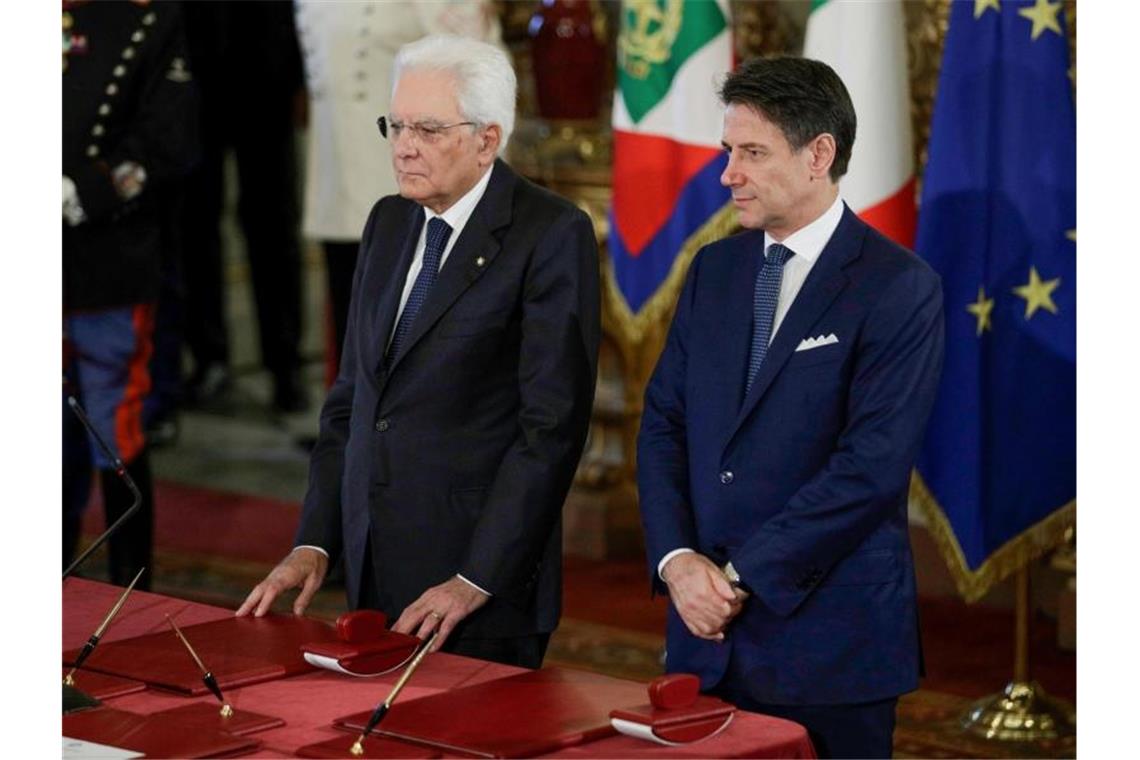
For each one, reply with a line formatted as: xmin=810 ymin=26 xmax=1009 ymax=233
xmin=913 ymin=0 xmax=1075 ymax=601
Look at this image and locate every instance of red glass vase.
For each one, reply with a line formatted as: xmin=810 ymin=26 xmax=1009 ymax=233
xmin=529 ymin=0 xmax=606 ymax=121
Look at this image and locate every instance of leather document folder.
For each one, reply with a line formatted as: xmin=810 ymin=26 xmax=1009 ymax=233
xmin=153 ymin=701 xmax=285 ymax=736
xmin=296 ymin=734 xmax=441 ymax=758
xmin=62 ymin=614 xmax=340 ymax=694
xmin=62 ymin=668 xmax=146 ymax=701
xmin=63 ymin=706 xmax=260 ymax=758
xmin=335 ymin=667 xmax=648 ymax=758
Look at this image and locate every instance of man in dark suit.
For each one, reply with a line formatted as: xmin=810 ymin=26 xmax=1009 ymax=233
xmin=238 ymin=35 xmax=600 ymax=669
xmin=637 ymin=57 xmax=944 ymax=758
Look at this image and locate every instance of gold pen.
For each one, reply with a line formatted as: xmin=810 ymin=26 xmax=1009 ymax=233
xmin=166 ymin=614 xmax=233 ymax=717
xmin=64 ymin=566 xmax=145 ymax=686
xmin=351 ymin=630 xmax=439 ymax=757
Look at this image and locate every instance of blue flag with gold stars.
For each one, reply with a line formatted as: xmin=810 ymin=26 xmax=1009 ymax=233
xmin=912 ymin=0 xmax=1075 ymax=600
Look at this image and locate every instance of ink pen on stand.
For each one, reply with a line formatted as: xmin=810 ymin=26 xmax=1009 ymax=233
xmin=64 ymin=566 xmax=146 ymax=686
xmin=351 ymin=630 xmax=439 ymax=757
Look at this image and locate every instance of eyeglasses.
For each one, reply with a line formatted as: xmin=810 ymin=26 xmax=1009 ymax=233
xmin=377 ymin=116 xmax=478 ymax=144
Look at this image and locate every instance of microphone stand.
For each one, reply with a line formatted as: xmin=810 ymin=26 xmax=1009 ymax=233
xmin=62 ymin=395 xmax=142 ymax=580
xmin=62 ymin=396 xmax=144 ymax=713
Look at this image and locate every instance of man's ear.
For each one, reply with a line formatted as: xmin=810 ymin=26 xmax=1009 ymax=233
xmin=479 ymin=124 xmax=502 ymax=165
xmin=807 ymin=133 xmax=837 ymax=181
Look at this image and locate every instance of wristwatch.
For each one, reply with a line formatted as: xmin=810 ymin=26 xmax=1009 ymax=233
xmin=723 ymin=561 xmax=746 ymax=590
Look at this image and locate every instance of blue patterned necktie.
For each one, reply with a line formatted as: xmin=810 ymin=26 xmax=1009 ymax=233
xmin=745 ymin=243 xmax=793 ymax=395
xmin=387 ymin=217 xmax=452 ymax=364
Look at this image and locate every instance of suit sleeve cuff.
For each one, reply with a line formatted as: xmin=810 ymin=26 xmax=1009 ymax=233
xmin=457 ymin=573 xmax=492 ymax=597
xmin=293 ymin=544 xmax=329 ymax=558
xmin=657 ymin=548 xmax=695 ymax=581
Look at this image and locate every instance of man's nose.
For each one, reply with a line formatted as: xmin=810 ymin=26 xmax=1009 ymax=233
xmin=393 ymin=129 xmax=419 ymax=158
xmin=720 ymin=161 xmax=740 ymax=187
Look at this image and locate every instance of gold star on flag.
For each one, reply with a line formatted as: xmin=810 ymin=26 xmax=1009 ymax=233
xmin=966 ymin=286 xmax=995 ymax=336
xmin=1012 ymin=266 xmax=1061 ymax=319
xmin=974 ymin=0 xmax=1001 ymax=19
xmin=1065 ymin=229 xmax=1076 ymax=242
xmin=1018 ymin=0 xmax=1063 ymax=41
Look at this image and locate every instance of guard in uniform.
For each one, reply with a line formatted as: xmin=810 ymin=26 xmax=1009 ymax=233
xmin=63 ymin=0 xmax=198 ymax=588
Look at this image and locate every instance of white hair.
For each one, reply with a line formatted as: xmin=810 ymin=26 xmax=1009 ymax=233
xmin=392 ymin=35 xmax=517 ymax=155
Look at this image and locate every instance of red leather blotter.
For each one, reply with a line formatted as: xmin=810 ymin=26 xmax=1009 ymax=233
xmin=609 ymin=674 xmax=735 ymax=745
xmin=63 ymin=706 xmax=260 ymax=758
xmin=302 ymin=611 xmax=420 ymax=677
xmin=295 ymin=734 xmax=441 ymax=758
xmin=335 ymin=667 xmax=648 ymax=758
xmin=610 ymin=695 xmax=735 ymax=744
xmin=63 ymin=668 xmax=146 ymax=700
xmin=63 ymin=614 xmax=340 ymax=694
xmin=153 ymin=701 xmax=285 ymax=736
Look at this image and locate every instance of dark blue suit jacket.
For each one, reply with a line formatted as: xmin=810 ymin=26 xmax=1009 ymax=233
xmin=638 ymin=206 xmax=944 ymax=705
xmin=297 ymin=160 xmax=600 ymax=640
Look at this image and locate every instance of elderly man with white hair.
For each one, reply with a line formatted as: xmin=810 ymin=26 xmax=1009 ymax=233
xmin=239 ymin=35 xmax=600 ymax=669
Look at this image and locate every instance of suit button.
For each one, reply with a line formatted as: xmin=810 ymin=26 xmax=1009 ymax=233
xmin=719 ymin=470 xmax=734 ymax=485
xmin=374 ymin=418 xmax=390 ymax=432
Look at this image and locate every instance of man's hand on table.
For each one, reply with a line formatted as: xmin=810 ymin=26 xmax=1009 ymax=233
xmin=661 ymin=552 xmax=744 ymax=641
xmin=236 ymin=547 xmax=328 ymax=617
xmin=393 ymin=576 xmax=490 ymax=652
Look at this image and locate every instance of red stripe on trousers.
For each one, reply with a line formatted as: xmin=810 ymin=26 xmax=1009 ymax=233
xmin=114 ymin=304 xmax=155 ymax=464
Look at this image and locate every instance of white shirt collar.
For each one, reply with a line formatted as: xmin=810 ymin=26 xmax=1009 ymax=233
xmin=424 ymin=164 xmax=495 ymax=234
xmin=763 ymin=193 xmax=845 ymax=263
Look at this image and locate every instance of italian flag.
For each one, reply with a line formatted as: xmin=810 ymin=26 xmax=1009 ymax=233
xmin=804 ymin=0 xmax=916 ymax=248
xmin=610 ymin=0 xmax=733 ymax=315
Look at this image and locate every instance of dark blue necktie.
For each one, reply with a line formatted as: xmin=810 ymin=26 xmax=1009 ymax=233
xmin=387 ymin=217 xmax=452 ymax=363
xmin=745 ymin=243 xmax=792 ymax=395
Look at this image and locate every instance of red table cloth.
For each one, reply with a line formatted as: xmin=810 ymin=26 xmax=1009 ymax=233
xmin=63 ymin=578 xmax=815 ymax=758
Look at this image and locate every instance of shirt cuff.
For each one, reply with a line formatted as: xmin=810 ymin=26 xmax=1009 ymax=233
xmin=293 ymin=544 xmax=328 ymax=558
xmin=657 ymin=548 xmax=696 ymax=581
xmin=457 ymin=573 xmax=491 ymax=597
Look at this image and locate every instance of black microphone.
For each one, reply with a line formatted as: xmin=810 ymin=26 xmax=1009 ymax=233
xmin=62 ymin=395 xmax=142 ymax=580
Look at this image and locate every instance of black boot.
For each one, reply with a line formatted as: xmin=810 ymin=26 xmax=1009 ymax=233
xmin=101 ymin=451 xmax=154 ymax=590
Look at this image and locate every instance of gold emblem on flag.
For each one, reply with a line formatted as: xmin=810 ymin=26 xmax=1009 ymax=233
xmin=619 ymin=0 xmax=683 ymax=80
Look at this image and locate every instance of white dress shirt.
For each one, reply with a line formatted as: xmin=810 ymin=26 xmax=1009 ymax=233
xmin=657 ymin=194 xmax=846 ymax=581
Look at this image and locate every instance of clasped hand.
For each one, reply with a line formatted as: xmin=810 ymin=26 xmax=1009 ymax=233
xmin=662 ymin=553 xmax=748 ymax=641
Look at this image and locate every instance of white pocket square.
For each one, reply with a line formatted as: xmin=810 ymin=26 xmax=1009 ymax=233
xmin=796 ymin=333 xmax=839 ymax=352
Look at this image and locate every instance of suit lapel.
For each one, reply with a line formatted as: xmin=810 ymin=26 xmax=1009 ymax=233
xmin=385 ymin=160 xmax=515 ymax=373
xmin=370 ymin=202 xmax=423 ymax=377
xmin=723 ymin=207 xmax=866 ymax=448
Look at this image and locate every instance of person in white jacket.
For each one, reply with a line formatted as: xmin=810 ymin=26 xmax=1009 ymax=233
xmin=294 ymin=0 xmax=500 ymax=379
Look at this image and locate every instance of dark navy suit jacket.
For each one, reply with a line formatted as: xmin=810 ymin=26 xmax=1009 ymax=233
xmin=297 ymin=160 xmax=600 ymax=640
xmin=638 ymin=206 xmax=944 ymax=705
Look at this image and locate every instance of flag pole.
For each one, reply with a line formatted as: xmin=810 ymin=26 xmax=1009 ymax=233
xmin=959 ymin=566 xmax=1075 ymax=741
